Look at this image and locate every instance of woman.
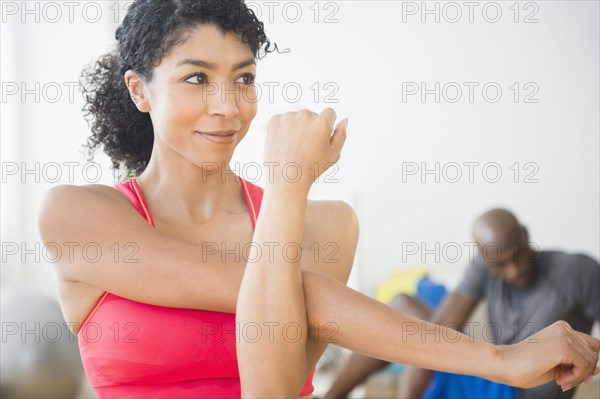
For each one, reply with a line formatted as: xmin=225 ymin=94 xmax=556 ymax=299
xmin=37 ymin=0 xmax=599 ymax=398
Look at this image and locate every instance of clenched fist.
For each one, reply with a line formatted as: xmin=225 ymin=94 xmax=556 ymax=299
xmin=264 ymin=108 xmax=348 ymax=196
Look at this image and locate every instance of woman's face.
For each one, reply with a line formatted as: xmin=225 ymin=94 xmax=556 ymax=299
xmin=134 ymin=23 xmax=258 ymax=169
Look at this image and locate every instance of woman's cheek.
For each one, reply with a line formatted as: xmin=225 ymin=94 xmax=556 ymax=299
xmin=168 ymin=95 xmax=202 ymax=125
xmin=241 ymin=85 xmax=259 ymax=105
xmin=240 ymin=92 xmax=258 ymax=121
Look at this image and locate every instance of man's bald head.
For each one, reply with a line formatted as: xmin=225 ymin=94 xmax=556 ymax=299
xmin=473 ymin=208 xmax=534 ymax=288
xmin=473 ymin=208 xmax=528 ymax=250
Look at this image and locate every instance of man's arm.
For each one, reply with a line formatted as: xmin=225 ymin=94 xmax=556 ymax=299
xmin=398 ymin=291 xmax=479 ymax=399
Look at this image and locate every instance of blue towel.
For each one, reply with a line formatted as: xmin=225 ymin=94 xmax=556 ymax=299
xmin=415 ymin=277 xmax=517 ymax=399
xmin=421 ymin=372 xmax=517 ymax=399
xmin=415 ymin=276 xmax=448 ymax=309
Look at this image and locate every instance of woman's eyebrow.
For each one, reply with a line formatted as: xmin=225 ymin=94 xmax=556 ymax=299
xmin=175 ymin=58 xmax=255 ymax=70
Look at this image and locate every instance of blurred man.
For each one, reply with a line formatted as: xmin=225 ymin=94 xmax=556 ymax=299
xmin=323 ymin=208 xmax=600 ymax=399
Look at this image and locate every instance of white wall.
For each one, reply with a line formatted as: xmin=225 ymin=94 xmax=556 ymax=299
xmin=2 ymin=1 xmax=598 ymax=298
xmin=2 ymin=1 xmax=118 ymax=297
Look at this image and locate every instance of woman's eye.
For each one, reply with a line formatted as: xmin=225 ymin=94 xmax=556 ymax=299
xmin=185 ymin=72 xmax=255 ymax=86
xmin=185 ymin=73 xmax=208 ymax=85
xmin=237 ymin=73 xmax=256 ymax=85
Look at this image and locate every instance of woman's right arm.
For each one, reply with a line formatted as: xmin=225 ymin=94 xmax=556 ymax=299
xmin=37 ymin=183 xmax=244 ymax=312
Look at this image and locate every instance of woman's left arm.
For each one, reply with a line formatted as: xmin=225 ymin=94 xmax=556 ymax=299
xmin=236 ymin=109 xmax=348 ymax=398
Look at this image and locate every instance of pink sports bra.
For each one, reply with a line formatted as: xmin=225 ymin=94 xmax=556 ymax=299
xmin=77 ymin=177 xmax=316 ymax=398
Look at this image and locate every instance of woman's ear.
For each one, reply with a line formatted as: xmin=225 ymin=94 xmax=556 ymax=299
xmin=124 ymin=70 xmax=151 ymax=113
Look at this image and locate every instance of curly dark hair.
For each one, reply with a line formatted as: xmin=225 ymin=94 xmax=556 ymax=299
xmin=79 ymin=0 xmax=273 ymax=179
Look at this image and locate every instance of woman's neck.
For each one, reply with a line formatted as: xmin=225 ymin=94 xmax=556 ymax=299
xmin=135 ymin=157 xmax=246 ymax=226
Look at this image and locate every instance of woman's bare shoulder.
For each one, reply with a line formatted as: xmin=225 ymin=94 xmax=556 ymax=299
xmin=305 ymin=199 xmax=359 ymax=236
xmin=304 ymin=200 xmax=359 ymax=247
xmin=302 ymin=199 xmax=359 ymax=281
xmin=39 ymin=183 xmax=129 ymax=216
xmin=44 ymin=182 xmax=125 ymax=199
xmin=37 ymin=183 xmax=135 ymax=247
xmin=37 ymin=182 xmax=158 ymax=287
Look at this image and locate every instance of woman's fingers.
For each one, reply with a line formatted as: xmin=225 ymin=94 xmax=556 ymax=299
xmin=319 ymin=108 xmax=337 ymax=133
xmin=553 ymin=324 xmax=600 ymax=388
xmin=573 ymin=330 xmax=600 ymax=383
xmin=570 ymin=330 xmax=599 ymax=384
xmin=555 ymin=361 xmax=582 ymax=387
xmin=574 ymin=330 xmax=600 ymax=353
xmin=511 ymin=321 xmax=599 ymax=390
xmin=330 ymin=118 xmax=348 ymax=159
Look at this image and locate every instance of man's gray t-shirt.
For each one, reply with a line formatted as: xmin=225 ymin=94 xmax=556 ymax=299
xmin=456 ymin=251 xmax=600 ymax=399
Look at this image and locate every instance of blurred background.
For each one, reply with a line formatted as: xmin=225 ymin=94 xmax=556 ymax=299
xmin=1 ymin=1 xmax=598 ymax=398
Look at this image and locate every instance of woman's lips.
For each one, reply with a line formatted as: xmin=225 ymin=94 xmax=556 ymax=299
xmin=195 ymin=131 xmax=237 ymax=145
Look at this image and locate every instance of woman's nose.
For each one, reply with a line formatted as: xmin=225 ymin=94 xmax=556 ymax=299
xmin=205 ymin=81 xmax=240 ymax=118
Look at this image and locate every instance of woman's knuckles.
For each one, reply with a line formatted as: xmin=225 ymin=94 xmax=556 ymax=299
xmin=268 ymin=111 xmax=337 ymax=153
